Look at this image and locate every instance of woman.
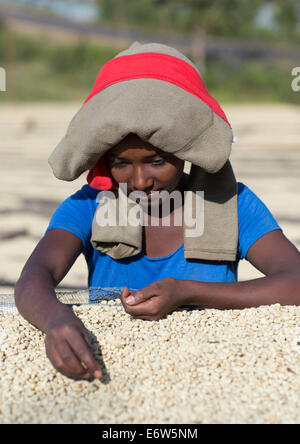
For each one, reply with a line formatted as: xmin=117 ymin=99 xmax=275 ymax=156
xmin=15 ymin=43 xmax=300 ymax=381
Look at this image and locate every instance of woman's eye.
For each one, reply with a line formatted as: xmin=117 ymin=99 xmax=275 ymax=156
xmin=111 ymin=162 xmax=127 ymax=168
xmin=111 ymin=159 xmax=166 ymax=168
xmin=152 ymin=159 xmax=166 ymax=166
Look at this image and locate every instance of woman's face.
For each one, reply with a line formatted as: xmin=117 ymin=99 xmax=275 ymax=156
xmin=107 ymin=134 xmax=185 ymax=202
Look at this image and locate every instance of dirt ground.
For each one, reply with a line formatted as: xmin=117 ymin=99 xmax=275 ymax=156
xmin=0 ymin=103 xmax=300 ymax=295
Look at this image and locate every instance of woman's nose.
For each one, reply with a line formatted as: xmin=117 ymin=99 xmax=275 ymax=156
xmin=131 ymin=166 xmax=154 ymax=192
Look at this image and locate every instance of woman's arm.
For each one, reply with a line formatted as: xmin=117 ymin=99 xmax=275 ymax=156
xmin=181 ymin=230 xmax=300 ymax=309
xmin=15 ymin=229 xmax=102 ymax=379
xmin=15 ymin=229 xmax=82 ymax=330
xmin=121 ymin=230 xmax=300 ymax=320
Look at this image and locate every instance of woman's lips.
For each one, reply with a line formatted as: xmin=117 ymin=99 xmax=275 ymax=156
xmin=139 ymin=191 xmax=169 ymax=206
xmin=128 ymin=190 xmax=161 ymax=197
xmin=128 ymin=190 xmax=163 ymax=204
xmin=143 ymin=191 xmax=161 ymax=199
xmin=147 ymin=192 xmax=158 ymax=200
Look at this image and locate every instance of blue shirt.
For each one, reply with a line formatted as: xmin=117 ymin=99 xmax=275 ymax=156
xmin=46 ymin=181 xmax=282 ymax=293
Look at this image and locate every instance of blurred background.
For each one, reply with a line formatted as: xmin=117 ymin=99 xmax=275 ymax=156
xmin=0 ymin=0 xmax=300 ymax=293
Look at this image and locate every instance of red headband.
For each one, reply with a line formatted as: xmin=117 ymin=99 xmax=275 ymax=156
xmin=86 ymin=53 xmax=230 ymax=190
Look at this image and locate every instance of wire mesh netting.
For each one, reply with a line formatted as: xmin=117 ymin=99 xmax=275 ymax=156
xmin=0 ymin=287 xmax=138 ymax=315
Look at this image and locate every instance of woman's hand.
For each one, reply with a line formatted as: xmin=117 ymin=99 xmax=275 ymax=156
xmin=44 ymin=307 xmax=102 ymax=380
xmin=120 ymin=278 xmax=184 ymax=321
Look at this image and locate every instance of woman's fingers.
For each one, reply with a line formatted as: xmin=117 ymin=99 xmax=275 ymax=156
xmin=121 ymin=286 xmax=130 ymax=298
xmin=121 ymin=279 xmax=177 ymax=320
xmin=120 ymin=284 xmax=161 ymax=319
xmin=122 ymin=286 xmax=156 ymax=306
xmin=67 ymin=332 xmax=102 ymax=379
xmin=45 ymin=336 xmax=87 ymax=379
xmin=45 ymin=327 xmax=102 ymax=380
xmin=122 ymin=296 xmax=160 ymax=319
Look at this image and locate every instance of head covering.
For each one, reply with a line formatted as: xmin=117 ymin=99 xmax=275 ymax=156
xmin=48 ymin=42 xmax=238 ymax=261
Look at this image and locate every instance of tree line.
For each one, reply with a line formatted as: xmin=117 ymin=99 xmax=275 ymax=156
xmin=97 ymin=0 xmax=300 ymax=42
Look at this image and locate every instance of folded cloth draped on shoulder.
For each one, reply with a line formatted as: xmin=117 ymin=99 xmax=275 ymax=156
xmin=48 ymin=42 xmax=238 ymax=262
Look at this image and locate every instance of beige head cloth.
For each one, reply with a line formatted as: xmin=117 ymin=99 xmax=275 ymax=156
xmin=48 ymin=42 xmax=238 ymax=262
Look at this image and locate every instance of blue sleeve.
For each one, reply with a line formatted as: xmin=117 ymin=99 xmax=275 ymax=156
xmin=45 ymin=185 xmax=98 ymax=256
xmin=237 ymin=182 xmax=283 ymax=260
